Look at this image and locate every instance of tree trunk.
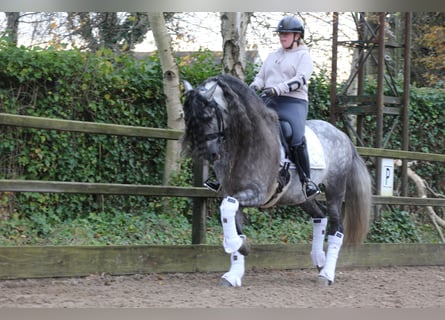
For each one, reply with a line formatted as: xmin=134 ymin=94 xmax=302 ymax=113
xmin=148 ymin=12 xmax=184 ymax=185
xmin=5 ymin=12 xmax=20 ymax=46
xmin=220 ymin=12 xmax=252 ymax=81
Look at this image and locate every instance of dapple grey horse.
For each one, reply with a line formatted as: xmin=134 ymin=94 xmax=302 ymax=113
xmin=182 ymin=74 xmax=372 ymax=287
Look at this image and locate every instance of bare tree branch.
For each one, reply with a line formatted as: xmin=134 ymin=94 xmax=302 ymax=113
xmin=395 ymin=160 xmax=445 ymax=242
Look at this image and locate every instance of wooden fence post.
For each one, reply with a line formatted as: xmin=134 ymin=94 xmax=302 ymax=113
xmin=191 ymin=160 xmax=208 ymax=244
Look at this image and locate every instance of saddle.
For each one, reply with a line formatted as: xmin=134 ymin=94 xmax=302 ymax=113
xmin=279 ymin=121 xmax=326 ymax=169
xmin=260 ymin=121 xmax=325 ymax=208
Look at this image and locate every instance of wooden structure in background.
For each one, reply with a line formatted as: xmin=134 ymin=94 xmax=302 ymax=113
xmin=330 ymin=12 xmax=412 ymax=196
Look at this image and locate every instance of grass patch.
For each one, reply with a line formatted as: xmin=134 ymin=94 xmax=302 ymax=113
xmin=0 ymin=205 xmax=441 ymax=246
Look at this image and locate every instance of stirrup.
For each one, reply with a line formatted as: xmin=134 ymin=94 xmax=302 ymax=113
xmin=204 ymin=179 xmax=221 ymax=192
xmin=303 ymin=180 xmax=320 ymax=200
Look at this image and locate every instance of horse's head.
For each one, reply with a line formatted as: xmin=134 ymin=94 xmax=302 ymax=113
xmin=182 ymin=78 xmax=227 ymax=162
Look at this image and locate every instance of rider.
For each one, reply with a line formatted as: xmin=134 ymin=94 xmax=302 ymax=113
xmin=249 ymin=15 xmax=320 ymax=199
xmin=204 ymin=15 xmax=320 ymax=200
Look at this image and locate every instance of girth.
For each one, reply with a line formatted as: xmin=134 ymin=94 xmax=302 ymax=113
xmin=261 ymin=162 xmax=291 ymax=209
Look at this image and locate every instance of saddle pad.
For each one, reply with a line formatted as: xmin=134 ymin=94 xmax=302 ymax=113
xmin=305 ymin=126 xmax=326 ymax=169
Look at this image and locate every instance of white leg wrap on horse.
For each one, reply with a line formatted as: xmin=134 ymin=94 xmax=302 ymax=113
xmin=319 ymin=231 xmax=343 ymax=283
xmin=221 ymin=249 xmax=245 ymax=287
xmin=220 ymin=197 xmax=243 ymax=254
xmin=311 ymin=218 xmax=327 ymax=268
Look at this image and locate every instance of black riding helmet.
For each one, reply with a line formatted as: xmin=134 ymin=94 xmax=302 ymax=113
xmin=275 ymin=16 xmax=305 ymax=39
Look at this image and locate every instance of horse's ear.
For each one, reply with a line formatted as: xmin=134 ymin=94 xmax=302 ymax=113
xmin=200 ymin=82 xmax=218 ymax=102
xmin=183 ymin=80 xmax=193 ymax=93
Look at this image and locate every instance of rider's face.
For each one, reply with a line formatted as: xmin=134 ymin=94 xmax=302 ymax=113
xmin=279 ymin=32 xmax=297 ymax=49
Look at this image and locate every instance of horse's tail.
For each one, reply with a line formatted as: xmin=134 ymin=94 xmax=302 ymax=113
xmin=343 ymin=145 xmax=373 ymax=245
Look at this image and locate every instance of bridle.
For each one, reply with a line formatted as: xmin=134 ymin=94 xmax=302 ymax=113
xmin=183 ymin=78 xmax=226 ymax=146
xmin=203 ymin=101 xmax=225 ymax=144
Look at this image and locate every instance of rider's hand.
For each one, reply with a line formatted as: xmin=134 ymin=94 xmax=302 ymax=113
xmin=261 ymin=87 xmax=277 ymax=97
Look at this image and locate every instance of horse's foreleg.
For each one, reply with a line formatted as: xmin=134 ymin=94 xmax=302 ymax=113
xmin=220 ymin=197 xmax=243 ymax=253
xmin=219 ymin=196 xmax=247 ymax=287
xmin=232 ymin=183 xmax=268 ymax=207
xmin=221 ymin=236 xmax=246 ymax=287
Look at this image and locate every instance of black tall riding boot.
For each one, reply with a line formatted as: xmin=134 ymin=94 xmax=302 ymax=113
xmin=290 ymin=140 xmax=320 ymax=200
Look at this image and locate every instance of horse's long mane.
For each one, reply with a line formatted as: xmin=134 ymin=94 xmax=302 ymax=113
xmin=181 ymin=74 xmax=280 ymax=162
xmin=182 ymin=74 xmax=282 ymax=199
xmin=215 ymin=75 xmax=279 ymax=159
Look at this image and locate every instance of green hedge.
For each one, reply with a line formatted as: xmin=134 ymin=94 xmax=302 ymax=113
xmin=355 ymin=79 xmax=445 ymax=194
xmin=0 ymin=43 xmax=167 ymax=221
xmin=0 ymin=42 xmax=443 ymax=245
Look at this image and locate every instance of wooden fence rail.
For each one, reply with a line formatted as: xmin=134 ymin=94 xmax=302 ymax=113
xmin=357 ymin=146 xmax=445 ymax=162
xmin=0 ymin=243 xmax=443 ymax=280
xmin=0 ymin=180 xmax=445 ymax=207
xmin=0 ymin=112 xmax=183 ymax=139
xmin=2 ymin=113 xmax=445 ymax=162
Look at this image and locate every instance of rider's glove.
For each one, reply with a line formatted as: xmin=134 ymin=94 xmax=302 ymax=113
xmin=261 ymin=87 xmax=277 ymax=97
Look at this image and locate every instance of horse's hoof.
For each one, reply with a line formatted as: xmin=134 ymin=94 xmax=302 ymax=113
xmin=219 ymin=277 xmax=234 ymax=287
xmin=238 ymin=237 xmax=251 ymax=256
xmin=317 ymin=275 xmax=333 ymax=287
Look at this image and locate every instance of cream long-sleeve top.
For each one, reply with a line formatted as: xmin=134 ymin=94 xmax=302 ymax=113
xmin=250 ymin=44 xmax=313 ymax=101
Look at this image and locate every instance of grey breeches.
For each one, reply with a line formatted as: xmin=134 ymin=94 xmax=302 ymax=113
xmin=262 ymin=95 xmax=308 ymax=147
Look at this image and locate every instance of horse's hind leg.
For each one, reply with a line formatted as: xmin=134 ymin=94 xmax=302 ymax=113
xmin=219 ymin=196 xmax=248 ymax=287
xmin=318 ymin=193 xmax=345 ymax=286
xmin=301 ymin=198 xmax=344 ymax=286
xmin=300 ymin=200 xmax=328 ymax=272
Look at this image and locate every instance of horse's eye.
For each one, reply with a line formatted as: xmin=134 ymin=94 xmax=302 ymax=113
xmin=201 ymin=107 xmax=215 ymax=120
